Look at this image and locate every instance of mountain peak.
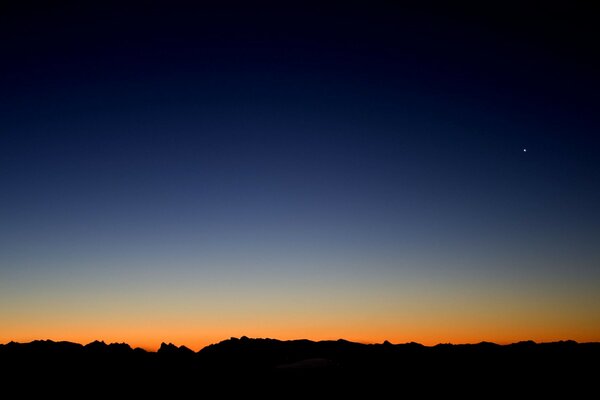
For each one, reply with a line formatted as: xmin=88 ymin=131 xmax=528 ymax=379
xmin=158 ymin=342 xmax=194 ymax=354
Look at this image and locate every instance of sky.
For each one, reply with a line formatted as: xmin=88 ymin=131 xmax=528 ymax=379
xmin=1 ymin=2 xmax=599 ymax=351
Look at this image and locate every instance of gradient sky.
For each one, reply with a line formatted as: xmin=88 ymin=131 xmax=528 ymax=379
xmin=1 ymin=2 xmax=599 ymax=350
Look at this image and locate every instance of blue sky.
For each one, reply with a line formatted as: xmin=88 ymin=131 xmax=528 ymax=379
xmin=1 ymin=2 xmax=599 ymax=349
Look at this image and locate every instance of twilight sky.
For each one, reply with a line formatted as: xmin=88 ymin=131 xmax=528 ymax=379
xmin=1 ymin=2 xmax=599 ymax=350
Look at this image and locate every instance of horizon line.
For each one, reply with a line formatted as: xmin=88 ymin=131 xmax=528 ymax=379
xmin=2 ymin=336 xmax=594 ymax=353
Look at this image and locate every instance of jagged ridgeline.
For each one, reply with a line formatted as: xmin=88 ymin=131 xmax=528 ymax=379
xmin=1 ymin=336 xmax=598 ymax=395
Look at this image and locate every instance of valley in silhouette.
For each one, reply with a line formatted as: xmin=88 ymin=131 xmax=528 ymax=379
xmin=1 ymin=337 xmax=598 ymax=395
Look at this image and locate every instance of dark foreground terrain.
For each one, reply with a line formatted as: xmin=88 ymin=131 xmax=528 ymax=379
xmin=1 ymin=337 xmax=598 ymax=396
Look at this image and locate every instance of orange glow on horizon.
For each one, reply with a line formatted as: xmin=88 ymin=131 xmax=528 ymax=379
xmin=2 ymin=269 xmax=598 ymax=351
xmin=2 ymin=322 xmax=599 ymax=352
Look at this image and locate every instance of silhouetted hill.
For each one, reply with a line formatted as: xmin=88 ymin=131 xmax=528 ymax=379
xmin=1 ymin=338 xmax=598 ymax=395
xmin=158 ymin=341 xmax=194 ymax=355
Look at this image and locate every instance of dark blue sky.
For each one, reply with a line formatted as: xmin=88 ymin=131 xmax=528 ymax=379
xmin=1 ymin=2 xmax=599 ymax=347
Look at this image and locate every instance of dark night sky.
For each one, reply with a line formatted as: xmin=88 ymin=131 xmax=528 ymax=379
xmin=1 ymin=1 xmax=599 ymax=349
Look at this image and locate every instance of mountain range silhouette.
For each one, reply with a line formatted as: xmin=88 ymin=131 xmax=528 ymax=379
xmin=1 ymin=337 xmax=598 ymax=395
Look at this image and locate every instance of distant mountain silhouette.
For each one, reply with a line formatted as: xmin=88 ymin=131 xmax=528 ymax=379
xmin=1 ymin=337 xmax=598 ymax=395
xmin=158 ymin=341 xmax=194 ymax=355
